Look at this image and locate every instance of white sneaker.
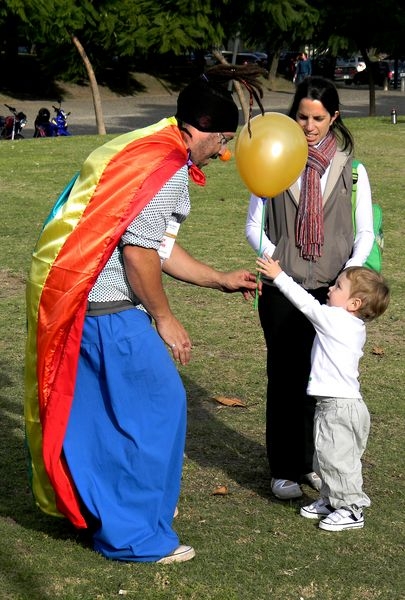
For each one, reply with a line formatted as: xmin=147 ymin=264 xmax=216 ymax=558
xmin=271 ymin=478 xmax=302 ymax=500
xmin=156 ymin=545 xmax=196 ymax=564
xmin=303 ymin=471 xmax=322 ymax=492
xmin=319 ymin=508 xmax=364 ymax=531
xmin=300 ymin=497 xmax=333 ymax=519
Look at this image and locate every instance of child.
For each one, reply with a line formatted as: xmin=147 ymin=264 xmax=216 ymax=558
xmin=256 ymin=257 xmax=390 ymax=531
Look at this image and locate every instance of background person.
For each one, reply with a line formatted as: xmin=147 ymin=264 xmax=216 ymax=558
xmin=25 ymin=64 xmax=265 ymax=564
xmin=294 ymin=52 xmax=312 ymax=85
xmin=33 ymin=107 xmax=53 ymax=137
xmin=245 ymin=76 xmax=374 ymax=501
xmin=256 ymin=258 xmax=390 ymax=531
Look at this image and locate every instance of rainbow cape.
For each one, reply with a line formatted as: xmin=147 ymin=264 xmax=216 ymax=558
xmin=24 ymin=117 xmax=188 ymax=528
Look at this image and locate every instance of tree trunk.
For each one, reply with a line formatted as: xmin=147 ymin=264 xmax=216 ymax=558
xmin=70 ymin=33 xmax=106 ymax=135
xmin=368 ymin=82 xmax=376 ymax=117
xmin=360 ymin=48 xmax=376 ymax=117
xmin=267 ymin=50 xmax=281 ymax=90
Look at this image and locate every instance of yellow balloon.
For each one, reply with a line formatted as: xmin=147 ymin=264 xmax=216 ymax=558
xmin=235 ymin=112 xmax=308 ymax=197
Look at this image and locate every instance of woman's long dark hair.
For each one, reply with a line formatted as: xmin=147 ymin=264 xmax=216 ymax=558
xmin=288 ymin=76 xmax=354 ymax=153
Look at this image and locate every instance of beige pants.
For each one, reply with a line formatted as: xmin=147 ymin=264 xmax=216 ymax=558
xmin=313 ymin=396 xmax=371 ymax=510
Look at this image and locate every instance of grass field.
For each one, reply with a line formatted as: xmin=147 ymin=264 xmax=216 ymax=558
xmin=0 ymin=117 xmax=404 ymax=600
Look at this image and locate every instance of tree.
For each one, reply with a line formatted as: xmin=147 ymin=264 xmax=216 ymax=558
xmin=110 ymin=0 xmax=223 ymax=56
xmin=70 ymin=33 xmax=105 ymax=135
xmin=7 ymin=1 xmax=317 ymax=127
xmin=0 ymin=0 xmax=107 ymax=133
xmin=310 ymin=0 xmax=405 ymax=115
xmin=212 ymin=0 xmax=319 ymax=87
xmin=11 ymin=0 xmax=405 ymax=127
xmin=1 ymin=0 xmax=228 ymax=132
xmin=35 ymin=0 xmax=108 ymax=133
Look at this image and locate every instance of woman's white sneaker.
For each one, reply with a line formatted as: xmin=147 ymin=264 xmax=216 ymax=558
xmin=271 ymin=478 xmax=302 ymax=499
xmin=319 ymin=508 xmax=364 ymax=531
xmin=300 ymin=497 xmax=333 ymax=519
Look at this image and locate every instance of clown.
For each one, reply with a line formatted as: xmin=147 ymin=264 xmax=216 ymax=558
xmin=25 ymin=64 xmax=265 ymax=564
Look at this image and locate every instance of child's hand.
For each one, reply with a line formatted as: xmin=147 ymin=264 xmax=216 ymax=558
xmin=256 ymin=254 xmax=283 ymax=280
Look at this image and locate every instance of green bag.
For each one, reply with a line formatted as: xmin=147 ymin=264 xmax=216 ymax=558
xmin=352 ymin=160 xmax=383 ymax=272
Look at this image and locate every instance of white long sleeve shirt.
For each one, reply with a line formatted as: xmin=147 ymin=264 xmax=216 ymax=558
xmin=274 ymin=271 xmax=366 ymax=399
xmin=245 ymin=161 xmax=374 ymax=268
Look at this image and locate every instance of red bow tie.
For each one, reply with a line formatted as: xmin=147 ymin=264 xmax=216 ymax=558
xmin=187 ymin=160 xmax=206 ymax=186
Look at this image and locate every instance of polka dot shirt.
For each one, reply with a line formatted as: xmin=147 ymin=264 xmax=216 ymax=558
xmin=88 ymin=165 xmax=190 ymax=305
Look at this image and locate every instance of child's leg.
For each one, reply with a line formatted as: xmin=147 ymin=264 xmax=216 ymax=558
xmin=314 ymin=396 xmax=371 ymax=510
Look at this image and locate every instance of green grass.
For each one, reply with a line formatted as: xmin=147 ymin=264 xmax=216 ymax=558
xmin=0 ymin=119 xmax=404 ymax=600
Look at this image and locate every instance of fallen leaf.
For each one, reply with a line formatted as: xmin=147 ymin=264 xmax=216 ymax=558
xmin=213 ymin=485 xmax=229 ymax=495
xmin=212 ymin=395 xmax=246 ymax=407
xmin=372 ymin=346 xmax=384 ymax=356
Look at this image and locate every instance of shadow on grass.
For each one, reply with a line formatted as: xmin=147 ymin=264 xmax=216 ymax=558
xmin=0 ymin=360 xmax=94 ymax=543
xmin=0 ymin=357 xmax=90 ymax=599
xmin=0 ymin=353 xmax=313 ymax=596
xmin=0 ymin=370 xmax=271 ymax=523
xmin=0 ymin=363 xmax=276 ymax=598
xmin=183 ymin=374 xmax=272 ymax=498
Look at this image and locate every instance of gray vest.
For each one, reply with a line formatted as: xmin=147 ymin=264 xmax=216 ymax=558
xmin=264 ymin=150 xmax=353 ymax=290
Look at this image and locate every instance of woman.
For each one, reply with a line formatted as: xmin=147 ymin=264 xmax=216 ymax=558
xmin=246 ymin=77 xmax=374 ymax=500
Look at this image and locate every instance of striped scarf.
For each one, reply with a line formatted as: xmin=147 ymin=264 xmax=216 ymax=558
xmin=295 ymin=131 xmax=337 ymax=260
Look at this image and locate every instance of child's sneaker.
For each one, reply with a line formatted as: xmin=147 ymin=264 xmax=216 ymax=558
xmin=319 ymin=507 xmax=364 ymax=531
xmin=300 ymin=497 xmax=333 ymax=519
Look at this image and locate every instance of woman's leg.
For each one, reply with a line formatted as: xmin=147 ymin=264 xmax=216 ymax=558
xmin=259 ymin=284 xmax=327 ymax=482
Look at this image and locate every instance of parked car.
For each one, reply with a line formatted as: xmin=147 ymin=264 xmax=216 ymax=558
xmin=334 ymin=56 xmax=365 ymax=85
xmin=252 ymin=51 xmax=268 ymax=68
xmin=222 ymin=51 xmax=264 ymax=66
xmin=311 ymin=55 xmax=335 ymax=79
xmin=277 ymin=50 xmax=299 ymax=79
xmin=204 ymin=52 xmax=217 ymax=67
xmin=352 ymin=61 xmax=391 ymax=86
xmin=387 ymin=59 xmax=405 ymax=87
xmin=205 ymin=51 xmax=265 ymax=68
